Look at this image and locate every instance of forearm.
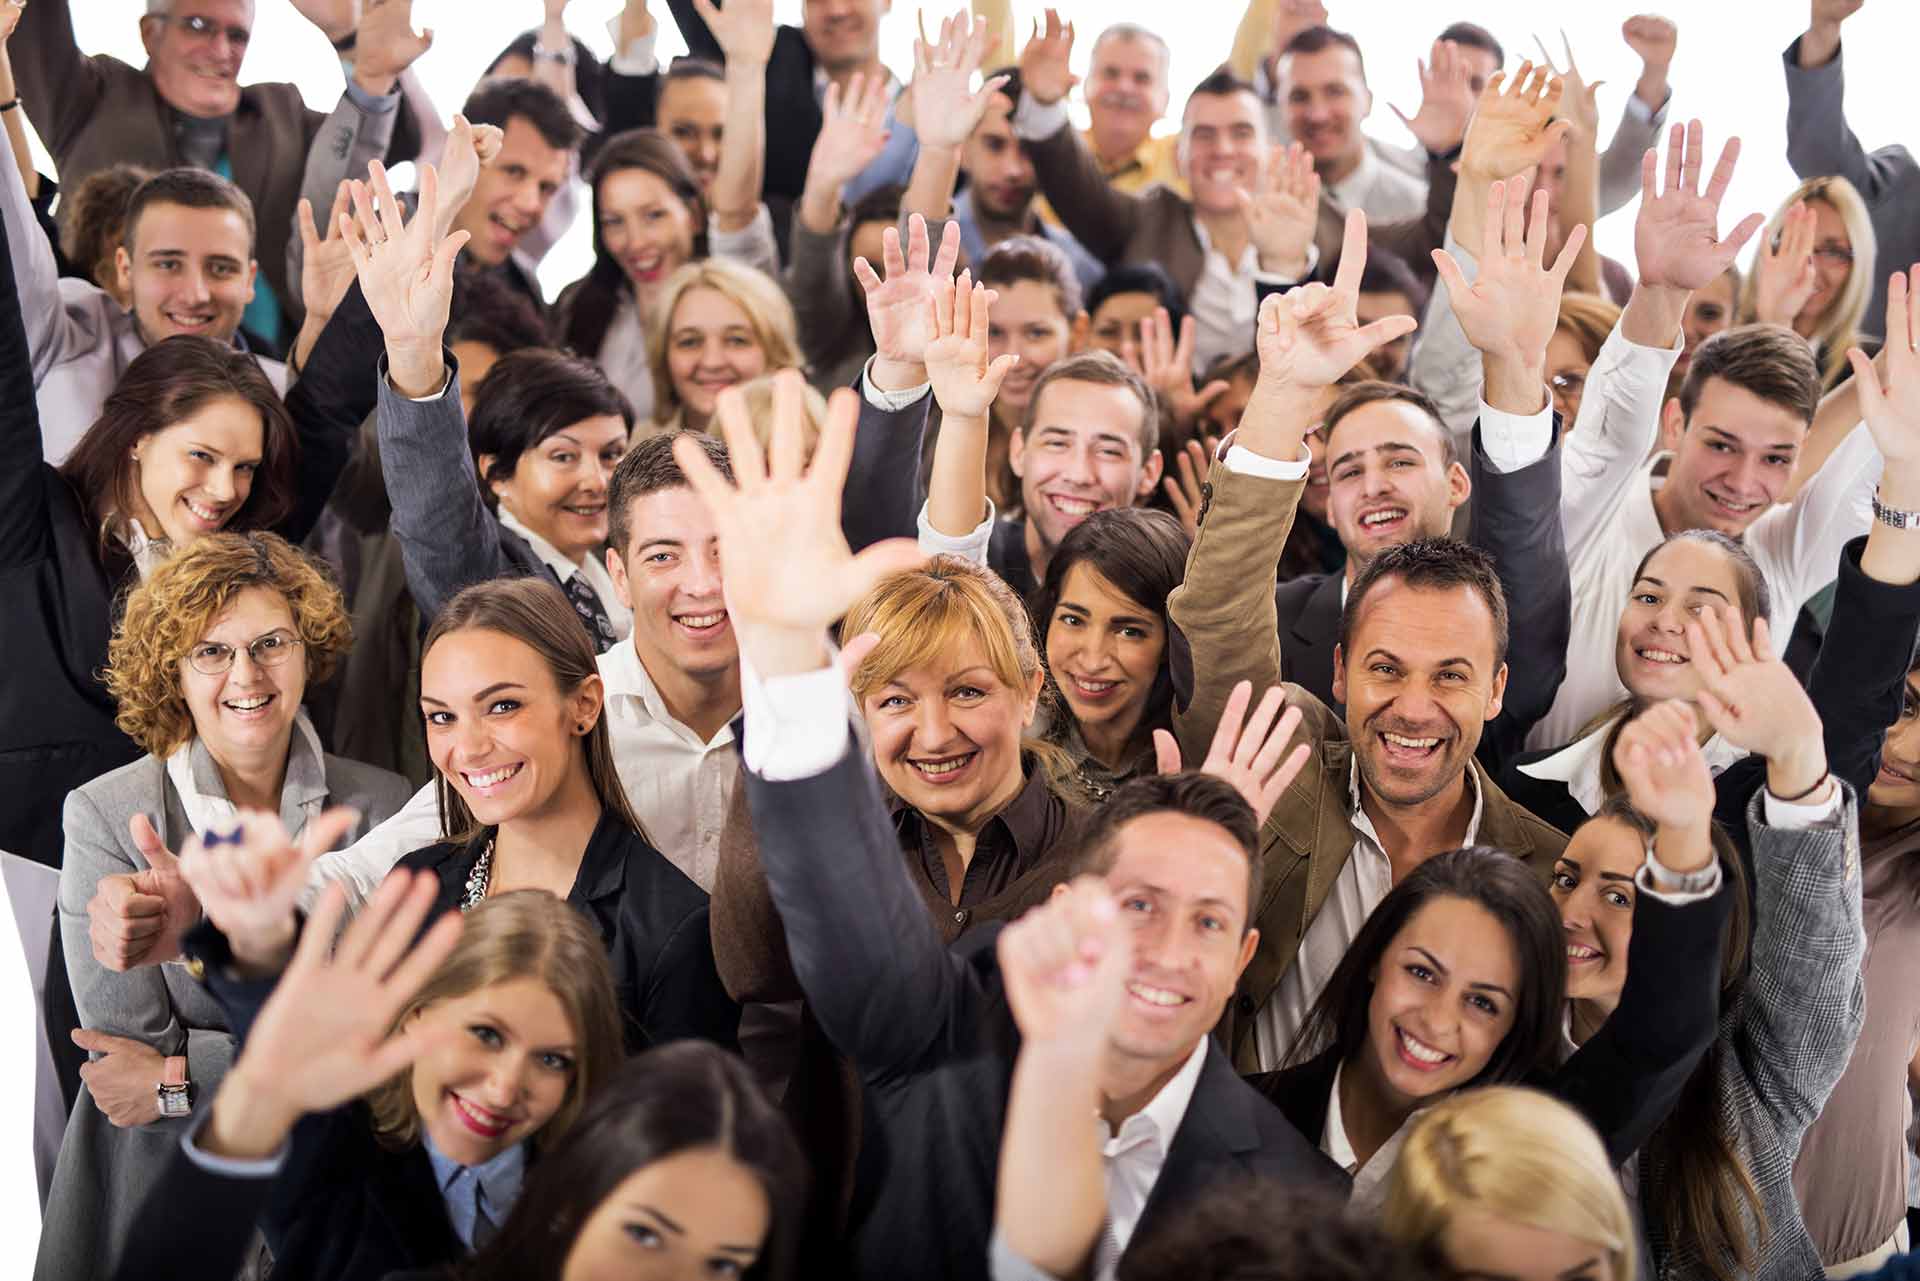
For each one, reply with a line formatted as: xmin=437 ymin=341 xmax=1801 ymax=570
xmin=531 ymin=16 xmax=578 ymax=102
xmin=1782 ymin=352 xmax=1875 ymax=503
xmin=0 ymin=52 xmax=36 ymax=201
xmin=200 ymin=1066 xmax=302 ymax=1161
xmin=1808 ymin=538 xmax=1920 ymax=797
xmin=1561 ymin=141 xmax=1602 ymax=297
xmin=1798 ymin=21 xmax=1843 ymax=70
xmin=927 ymin=414 xmax=990 ymax=536
xmin=902 ymin=142 xmax=963 ymax=226
xmin=1227 ymin=0 xmax=1277 ymax=80
xmin=1619 ymin=281 xmax=1687 ymax=349
xmin=1864 ymin=465 xmax=1920 ymax=585
xmin=996 ymin=1038 xmax=1105 ymax=1278
xmin=0 ymin=125 xmax=67 ymax=378
xmin=712 ymin=59 xmax=769 ymax=233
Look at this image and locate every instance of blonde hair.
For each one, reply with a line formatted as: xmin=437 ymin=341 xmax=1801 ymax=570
xmin=366 ymin=890 xmax=624 ymax=1153
xmin=1555 ymin=292 xmax=1624 ymax=365
xmin=1383 ymin=1087 xmax=1634 ymax=1281
xmin=106 ymin=532 xmax=351 ymax=757
xmin=839 ymin=556 xmax=1074 ymax=791
xmin=1739 ymin=176 xmax=1876 ymax=389
xmin=646 ymin=258 xmax=804 ymax=425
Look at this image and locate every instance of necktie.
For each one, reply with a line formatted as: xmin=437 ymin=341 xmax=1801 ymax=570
xmin=564 ymin=570 xmax=619 ymax=654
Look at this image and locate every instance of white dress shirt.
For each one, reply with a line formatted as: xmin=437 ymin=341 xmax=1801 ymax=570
xmin=1517 ymin=717 xmax=1748 ymax=817
xmin=1093 ymin=1035 xmax=1209 ymax=1279
xmin=495 ymin=507 xmax=633 ymax=642
xmin=305 ymin=639 xmax=739 ymax=901
xmin=1325 ymin=143 xmax=1429 ymax=225
xmin=1322 ymin=1060 xmax=1417 ymax=1214
xmin=1256 ymin=760 xmax=1485 ymax=1072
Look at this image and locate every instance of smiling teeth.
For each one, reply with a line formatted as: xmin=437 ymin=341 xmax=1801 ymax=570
xmin=1567 ymin=943 xmax=1601 ymax=960
xmin=465 ymin=765 xmax=520 ymax=787
xmin=1638 ymin=648 xmax=1687 ymax=664
xmin=1072 ymin=677 xmax=1118 ymax=693
xmin=226 ymin=696 xmax=270 ymax=711
xmin=914 ymin=758 xmax=969 ymax=776
xmin=1127 ymin=982 xmax=1186 ymax=1006
xmin=1382 ymin=732 xmax=1439 ymax=749
xmin=1399 ymin=1029 xmax=1448 ymax=1064
xmin=1361 ymin=509 xmax=1407 ymax=527
xmin=1050 ymin=496 xmax=1098 ymax=515
xmin=1707 ymin=491 xmax=1761 ymax=512
xmin=183 ymin=497 xmax=222 ymax=522
xmin=677 ymin=612 xmax=725 ymax=628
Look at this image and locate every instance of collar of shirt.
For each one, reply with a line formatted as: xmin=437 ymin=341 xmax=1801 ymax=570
xmin=1103 ymin=1033 xmax=1209 ymax=1164
xmin=116 ymin=515 xmax=172 ymax=582
xmin=595 ymin=639 xmax=736 ymax=751
xmin=1327 ymin=144 xmax=1381 ymax=211
xmin=1519 ymin=716 xmax=1745 ymax=815
xmin=424 ymin=1130 xmax=526 ymax=1243
xmin=496 ymin=506 xmax=632 ymax=638
xmin=1082 ymin=127 xmax=1172 ymax=184
xmin=894 ymin=765 xmax=1059 ymax=904
xmin=1190 ymin=216 xmax=1260 ymax=275
xmin=1346 ymin=753 xmax=1484 ymax=851
xmin=1321 ymin=1060 xmax=1418 ymax=1212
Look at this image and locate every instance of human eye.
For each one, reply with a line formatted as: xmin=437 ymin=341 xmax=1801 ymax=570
xmin=708 ymin=1261 xmax=746 ymax=1278
xmin=647 ymin=550 xmax=677 ymax=565
xmin=1123 ymin=895 xmax=1151 ymax=913
xmin=252 ymin=633 xmax=287 ymax=655
xmin=1632 ymin=592 xmax=1660 ymax=606
xmin=1903 ymin=693 xmax=1918 ymax=719
xmin=188 ymin=449 xmax=215 ymax=463
xmin=1604 ymin=887 xmax=1633 ymax=909
xmin=469 ymin=1024 xmax=502 ymax=1047
xmin=1551 ymin=868 xmax=1577 ymax=891
xmin=1370 ymin=662 xmax=1399 ymax=677
xmin=549 ymin=450 xmax=577 ymax=465
xmin=951 ymin=684 xmax=988 ymax=702
xmin=1467 ymin=993 xmax=1500 ymax=1016
xmin=1119 ymin=624 xmax=1149 ymax=641
xmin=487 ymin=699 xmax=522 ymax=715
xmin=1436 ymin=670 xmax=1466 ymax=682
xmin=1706 ymin=440 xmax=1731 ymax=453
xmin=1766 ymin=454 xmax=1792 ymax=467
xmin=1197 ymin=913 xmax=1225 ymax=933
xmin=726 ymin=334 xmax=755 ymax=349
xmin=191 ymin=642 xmax=232 ymax=664
xmin=625 ymin=1223 xmax=664 ymax=1249
xmin=539 ymin=1051 xmax=574 ymax=1073
xmin=424 ymin=709 xmax=454 ymax=727
xmin=234 ymin=461 xmax=258 ymax=476
xmin=877 ymin=693 xmax=911 ymax=711
xmin=1405 ymin=962 xmax=1433 ymax=982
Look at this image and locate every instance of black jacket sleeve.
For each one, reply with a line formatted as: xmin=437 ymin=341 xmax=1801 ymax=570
xmin=839 ymin=381 xmax=934 ymax=554
xmin=276 ymin=281 xmax=384 ymax=544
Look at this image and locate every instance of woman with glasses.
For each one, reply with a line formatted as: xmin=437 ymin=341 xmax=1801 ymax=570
xmin=1741 ymin=176 xmax=1878 ymax=390
xmin=37 ymin=532 xmax=412 ymax=1281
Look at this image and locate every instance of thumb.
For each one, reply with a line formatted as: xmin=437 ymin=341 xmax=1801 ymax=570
xmin=71 ymin=1027 xmax=135 ymax=1054
xmin=433 ymin=230 xmax=471 ymax=284
xmin=298 ymin=199 xmax=320 ymax=251
xmin=837 ymin=631 xmax=882 ymax=682
xmin=297 ymin=806 xmax=364 ymax=865
xmin=129 ymin=814 xmax=180 ymax=874
xmin=1847 ymin=347 xmax=1884 ymax=409
xmin=1153 ymin=728 xmax=1183 ymax=775
xmin=843 ymin=539 xmax=929 ymax=605
xmin=981 ymin=353 xmax=1021 ymax=396
xmin=1694 ymin=686 xmax=1735 ymax=735
xmin=1193 ymin=379 xmax=1231 ymax=410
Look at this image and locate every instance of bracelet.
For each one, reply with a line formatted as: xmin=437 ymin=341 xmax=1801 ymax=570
xmin=1872 ymin=487 xmax=1920 ymax=530
xmin=0 ymin=99 xmax=20 ymax=114
xmin=1769 ymin=770 xmax=1832 ymax=804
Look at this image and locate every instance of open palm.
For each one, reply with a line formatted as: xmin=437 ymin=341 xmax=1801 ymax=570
xmin=1256 ymin=210 xmax=1418 ymax=391
xmin=1634 ymin=120 xmax=1764 ymax=292
xmin=854 ymin=214 xmax=961 ymax=365
xmin=1613 ymin=700 xmax=1715 ymax=831
xmin=1852 ymin=266 xmax=1920 ymax=466
xmin=1435 ymin=179 xmax=1584 ymax=368
xmin=1460 ymin=62 xmax=1567 ymax=181
xmin=345 ymin=162 xmax=467 ymax=354
xmin=925 ymin=273 xmax=1019 ymax=419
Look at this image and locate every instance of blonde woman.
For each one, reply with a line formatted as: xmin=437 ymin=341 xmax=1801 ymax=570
xmin=646 ymin=258 xmax=807 ymax=435
xmin=1383 ymin=1086 xmax=1636 ymax=1280
xmin=40 ymin=532 xmax=411 ymax=1281
xmin=1547 ymin=291 xmax=1625 ymax=428
xmin=1742 ymin=176 xmax=1877 ymax=389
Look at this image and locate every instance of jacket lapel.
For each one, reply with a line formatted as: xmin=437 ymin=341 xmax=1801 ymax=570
xmin=1130 ymin=1046 xmax=1258 ymax=1249
xmin=1291 ymin=575 xmax=1344 ymax=673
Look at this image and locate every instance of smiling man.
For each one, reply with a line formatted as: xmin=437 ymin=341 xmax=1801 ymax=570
xmin=448 ymin=78 xmax=583 ymax=314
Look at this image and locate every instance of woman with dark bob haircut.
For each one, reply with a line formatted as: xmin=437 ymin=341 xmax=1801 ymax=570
xmin=1251 ymin=712 xmax=1733 ymax=1215
xmin=461 ymin=1040 xmax=808 ymax=1281
xmin=1029 ymin=507 xmax=1190 ymax=802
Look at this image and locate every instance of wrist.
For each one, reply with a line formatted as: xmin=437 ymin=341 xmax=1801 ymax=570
xmin=204 ymin=1068 xmax=301 ymax=1161
xmin=738 ymin=623 xmax=832 ymax=679
xmin=1634 ymin=68 xmax=1671 ymax=109
xmin=1481 ymin=354 xmax=1548 ymax=415
xmin=385 ymin=341 xmax=448 ymax=399
xmin=1768 ymin=743 xmax=1829 ymax=800
xmin=228 ymin=919 xmax=297 ymax=979
xmin=870 ymin=355 xmax=928 ymax=392
xmin=1621 ymin=281 xmax=1687 ymax=348
xmin=1258 ymin=249 xmax=1310 ymax=279
xmin=1799 ymin=24 xmax=1842 ymax=68
xmin=1650 ymin=818 xmax=1714 ymax=878
xmin=353 ymin=67 xmax=399 ymax=98
xmin=1875 ymin=468 xmax=1920 ymax=512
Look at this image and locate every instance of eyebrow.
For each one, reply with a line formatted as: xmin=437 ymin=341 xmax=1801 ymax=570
xmin=1632 ymin=574 xmax=1731 ymax=604
xmin=1328 ymin=440 xmax=1425 ymax=471
xmin=1701 ymin=425 xmax=1801 ymax=452
xmin=1556 ymin=856 xmax=1635 ymax=885
xmin=144 ymin=249 xmax=245 ymax=267
xmin=1411 ymin=946 xmax=1513 ymax=999
xmin=419 ymin=681 xmax=529 ymax=707
xmin=1057 ymin=600 xmax=1157 ymax=628
xmin=635 ymin=536 xmax=685 ymax=554
xmin=623 ymin=1205 xmax=760 ymax=1254
xmin=1034 ymin=425 xmax=1134 ymax=448
xmin=1362 ymin=646 xmax=1476 ymax=674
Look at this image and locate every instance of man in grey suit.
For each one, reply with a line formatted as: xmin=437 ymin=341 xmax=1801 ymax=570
xmin=1784 ymin=0 xmax=1916 ymax=341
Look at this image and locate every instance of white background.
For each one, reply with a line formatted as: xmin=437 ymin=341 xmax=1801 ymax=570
xmin=30 ymin=1 xmax=1920 ymax=298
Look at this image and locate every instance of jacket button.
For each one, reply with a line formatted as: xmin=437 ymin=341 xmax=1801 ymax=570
xmin=953 ymin=910 xmax=969 ymax=926
xmin=1236 ymin=994 xmax=1255 ymax=1015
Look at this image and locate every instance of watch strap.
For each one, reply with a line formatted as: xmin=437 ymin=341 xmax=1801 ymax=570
xmin=1873 ymin=488 xmax=1919 ymax=530
xmin=163 ymin=1055 xmax=188 ymax=1088
xmin=1640 ymin=838 xmax=1718 ymax=895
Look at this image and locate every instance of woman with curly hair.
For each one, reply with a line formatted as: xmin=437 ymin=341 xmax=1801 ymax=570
xmin=37 ymin=532 xmax=412 ymax=1281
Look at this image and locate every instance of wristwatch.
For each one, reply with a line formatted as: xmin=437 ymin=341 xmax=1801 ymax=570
xmin=532 ymin=40 xmax=577 ymax=67
xmin=1873 ymin=487 xmax=1920 ymax=530
xmin=156 ymin=1056 xmax=191 ymax=1119
xmin=1640 ymin=838 xmax=1718 ymax=896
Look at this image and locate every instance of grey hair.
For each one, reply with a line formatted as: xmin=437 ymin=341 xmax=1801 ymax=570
xmin=1094 ymin=23 xmax=1171 ymax=69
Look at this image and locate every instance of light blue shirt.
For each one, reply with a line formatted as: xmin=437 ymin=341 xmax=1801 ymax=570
xmin=950 ymin=187 xmax=1105 ymax=298
xmin=424 ymin=1131 xmax=527 ymax=1251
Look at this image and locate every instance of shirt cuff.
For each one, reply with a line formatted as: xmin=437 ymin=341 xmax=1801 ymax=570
xmin=1763 ymin=780 xmax=1843 ymax=829
xmin=1634 ymin=859 xmax=1725 ymax=906
xmin=1253 ymin=243 xmax=1321 ymax=288
xmin=342 ymin=79 xmax=401 ymax=114
xmin=738 ymin=648 xmax=856 ymax=781
xmin=395 ymin=367 xmax=454 ymax=403
xmin=180 ymin=1109 xmax=287 ymax=1179
xmin=1223 ymin=442 xmax=1311 ymax=481
xmin=605 ymin=14 xmax=660 ymax=76
xmin=1624 ymin=87 xmax=1671 ymax=124
xmin=860 ymin=355 xmax=931 ymax=410
xmin=1476 ymin=398 xmax=1555 ymax=473
xmin=1013 ymin=91 xmax=1072 ymax=143
xmin=918 ymin=498 xmax=996 ymax=565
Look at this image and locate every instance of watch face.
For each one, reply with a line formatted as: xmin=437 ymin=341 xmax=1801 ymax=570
xmin=158 ymin=1086 xmax=191 ymax=1117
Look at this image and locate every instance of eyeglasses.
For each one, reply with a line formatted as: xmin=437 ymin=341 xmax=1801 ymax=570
xmin=165 ymin=14 xmax=252 ymax=48
xmin=1811 ymin=242 xmax=1855 ymax=268
xmin=185 ymin=629 xmax=301 ymax=676
xmin=1550 ymin=370 xmax=1587 ymax=397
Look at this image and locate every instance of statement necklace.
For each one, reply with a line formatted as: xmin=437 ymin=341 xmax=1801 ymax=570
xmin=462 ymin=839 xmax=495 ymax=911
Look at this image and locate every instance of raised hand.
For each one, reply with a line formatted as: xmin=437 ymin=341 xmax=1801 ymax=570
xmin=909 ymin=12 xmax=1009 ymax=151
xmin=692 ymin=0 xmax=775 ymax=64
xmin=1140 ymin=308 xmax=1230 ymax=430
xmin=1018 ymin=8 xmax=1078 ymax=107
xmin=809 ymin=73 xmax=893 ymax=193
xmin=998 ymin=877 xmax=1132 ymax=1047
xmin=433 ymin=114 xmax=504 ymax=243
xmin=1459 ymin=62 xmax=1568 ymax=183
xmin=1252 ymin=209 xmax=1419 ymax=393
xmin=619 ymin=0 xmax=657 ymax=48
xmin=1153 ymin=679 xmax=1310 ymax=827
xmin=1801 ymin=1 xmax=1862 ymax=68
xmin=1433 ymin=178 xmax=1585 ymax=400
xmin=177 ymin=806 xmax=363 ymax=976
xmin=1533 ymin=32 xmax=1603 ymax=145
xmin=352 ymin=0 xmax=434 ymax=98
xmin=1160 ymin=437 xmax=1216 ymax=539
xmin=1622 ymin=14 xmax=1678 ymax=74
xmin=87 ymin=814 xmax=197 ymax=972
xmin=673 ymin=370 xmax=926 ymax=675
xmin=1612 ymin=699 xmax=1716 ymax=835
xmin=343 ymin=160 xmax=468 ymax=397
xmin=297 ymin=181 xmax=357 ymax=326
xmin=72 ymin=1029 xmax=167 ymax=1127
xmin=1240 ymin=142 xmax=1321 ymax=278
xmin=1390 ymin=39 xmax=1475 ymax=156
xmin=854 ymin=214 xmax=963 ymax=385
xmin=202 ymin=871 xmax=462 ymax=1160
xmin=1751 ymin=201 xmax=1820 ymax=326
xmin=1686 ymin=606 xmax=1828 ymax=795
xmin=1270 ymin=0 xmax=1331 ymax=55
xmin=0 ymin=0 xmax=22 ymax=41
xmin=1850 ymin=266 xmax=1920 ymax=467
xmin=290 ymin=0 xmax=361 ymax=43
xmin=925 ymin=271 xmax=1019 ymax=419
xmin=1633 ymin=121 xmax=1765 ymax=293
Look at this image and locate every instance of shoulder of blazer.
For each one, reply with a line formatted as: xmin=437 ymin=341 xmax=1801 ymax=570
xmin=65 ymin=753 xmax=168 ymax=830
xmin=1474 ymin=762 xmax=1573 ymax=865
xmin=1246 ymin=1046 xmax=1340 ymax=1144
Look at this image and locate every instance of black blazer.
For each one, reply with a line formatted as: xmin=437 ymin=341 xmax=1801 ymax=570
xmin=1249 ymin=867 xmax=1732 ymax=1168
xmin=663 ymin=0 xmax=824 ymax=209
xmin=400 ymin=810 xmax=738 ymax=1054
xmin=115 ymin=923 xmax=468 ymax=1281
xmin=0 ymin=211 xmax=381 ymax=867
xmin=743 ymin=732 xmax=1345 ymax=1280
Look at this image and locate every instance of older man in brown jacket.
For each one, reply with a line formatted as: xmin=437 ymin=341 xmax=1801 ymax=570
xmin=1169 ymin=211 xmax=1569 ymax=1075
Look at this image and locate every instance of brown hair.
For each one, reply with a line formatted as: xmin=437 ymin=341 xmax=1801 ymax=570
xmin=1019 ymin=349 xmax=1160 ymax=458
xmin=1555 ymin=291 xmax=1624 ymax=365
xmin=107 ymin=532 xmax=351 ymax=757
xmin=422 ymin=578 xmax=644 ymax=842
xmin=1320 ymin=380 xmax=1458 ymax=470
xmin=1341 ymin=537 xmax=1507 ymax=667
xmin=978 ymin=233 xmax=1084 ymax=319
xmin=62 ymin=163 xmax=152 ymax=294
xmin=122 ymin=167 xmax=258 ymax=251
xmin=1074 ymin=771 xmax=1261 ymax=931
xmin=57 ymin=335 xmax=299 ymax=549
xmin=606 ymin=430 xmax=732 ymax=554
xmin=1677 ymin=324 xmax=1822 ymax=428
xmin=366 ymin=890 xmax=623 ymax=1153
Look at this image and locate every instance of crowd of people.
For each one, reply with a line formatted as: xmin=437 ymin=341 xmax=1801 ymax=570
xmin=6 ymin=0 xmax=1920 ymax=1277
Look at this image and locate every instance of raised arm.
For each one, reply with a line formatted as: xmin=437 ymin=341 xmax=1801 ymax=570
xmin=8 ymin=0 xmax=103 ymax=162
xmin=1168 ymin=212 xmax=1416 ymax=761
xmin=0 ymin=117 xmax=49 ymax=571
xmin=1013 ymin=12 xmax=1142 ymax=264
xmin=676 ymin=371 xmax=966 ymax=1070
xmin=899 ymin=15 xmax=1005 ymax=226
xmin=700 ymin=0 xmax=773 ymax=236
xmin=1597 ymin=16 xmax=1677 ymax=214
xmin=1784 ymin=1 xmax=1903 ymax=200
xmin=923 ymin=273 xmax=1018 ymax=553
xmin=0 ymin=14 xmax=36 ymax=202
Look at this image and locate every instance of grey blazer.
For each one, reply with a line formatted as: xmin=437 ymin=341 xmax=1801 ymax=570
xmin=1784 ymin=36 xmax=1920 ymax=342
xmin=37 ymin=737 xmax=409 ymax=1281
xmin=1639 ymin=787 xmax=1868 ymax=1281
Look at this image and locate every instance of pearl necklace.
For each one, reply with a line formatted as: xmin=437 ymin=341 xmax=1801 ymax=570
xmin=462 ymin=839 xmax=494 ymax=911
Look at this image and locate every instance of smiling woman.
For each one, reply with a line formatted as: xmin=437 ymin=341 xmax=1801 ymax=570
xmin=645 ymin=256 xmax=805 ymax=435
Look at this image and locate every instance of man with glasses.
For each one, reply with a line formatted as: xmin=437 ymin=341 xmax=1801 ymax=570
xmin=9 ymin=0 xmax=435 ymax=355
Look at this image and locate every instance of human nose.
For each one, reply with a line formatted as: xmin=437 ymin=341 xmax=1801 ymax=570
xmin=914 ymin=699 xmax=957 ymax=747
xmin=513 ymin=181 xmax=544 ymax=217
xmin=684 ymin=548 xmax=725 ymax=600
xmin=481 ymin=1054 xmax=531 ymax=1107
